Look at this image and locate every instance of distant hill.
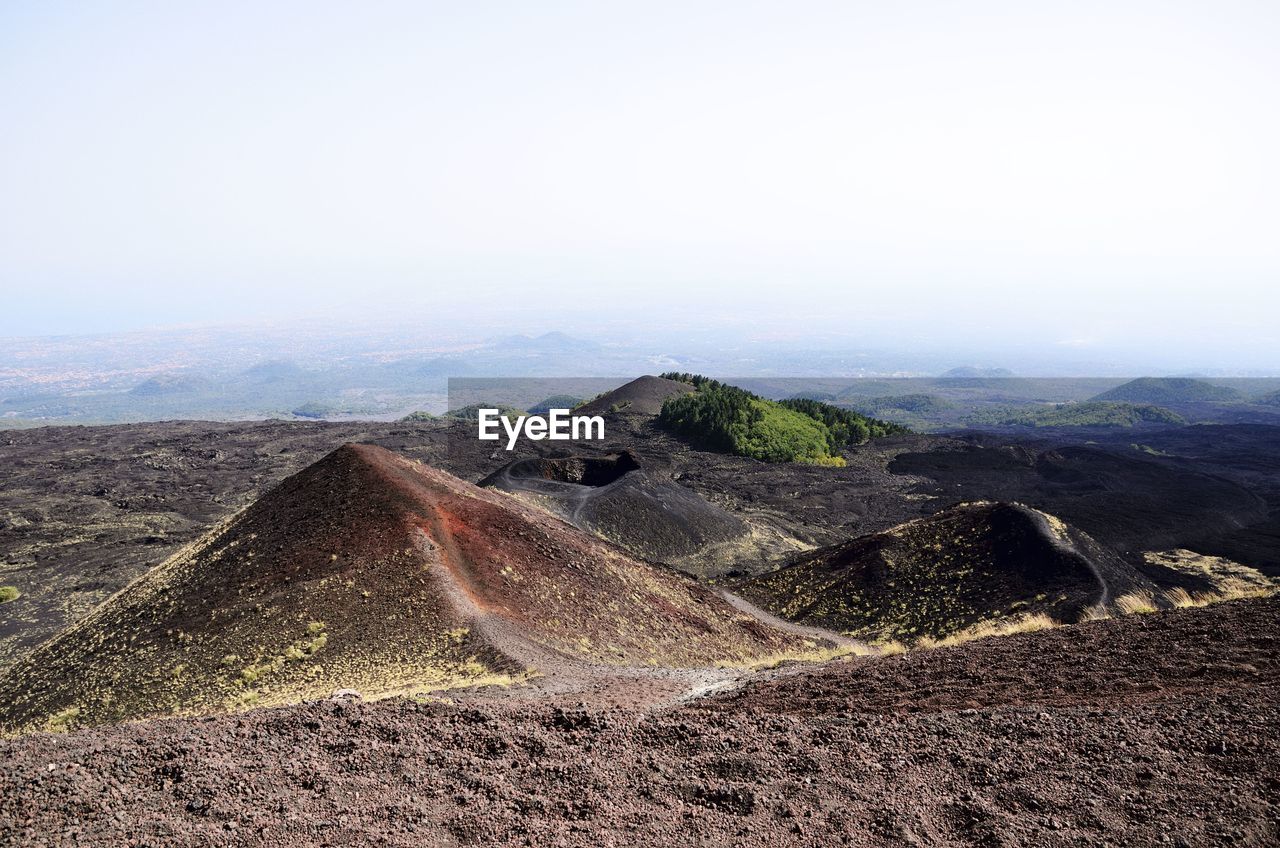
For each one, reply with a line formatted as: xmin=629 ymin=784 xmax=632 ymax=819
xmin=851 ymin=394 xmax=953 ymax=416
xmin=1257 ymin=389 xmax=1280 ymax=407
xmin=1001 ymin=401 xmax=1185 ymax=428
xmin=414 ymin=357 xmax=474 ymax=377
xmin=739 ymin=502 xmax=1152 ymax=644
xmin=939 ymin=367 xmax=1016 ymax=379
xmin=1093 ymin=377 xmax=1243 ymax=404
xmin=0 ymin=444 xmax=812 ymax=733
xmin=240 ymin=360 xmax=303 ymax=382
xmin=443 ymin=403 xmax=525 ymax=420
xmin=527 ymin=394 xmax=585 ymax=415
xmin=843 ymin=394 xmax=955 ymax=432
xmin=129 ymin=374 xmax=210 ymax=396
xmin=291 ymin=402 xmax=335 ymax=419
xmin=492 ymin=331 xmax=601 ymax=354
xmin=574 ymin=375 xmax=696 ymax=417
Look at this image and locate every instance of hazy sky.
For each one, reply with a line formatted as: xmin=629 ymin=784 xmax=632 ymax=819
xmin=2 ymin=2 xmax=1278 ymax=367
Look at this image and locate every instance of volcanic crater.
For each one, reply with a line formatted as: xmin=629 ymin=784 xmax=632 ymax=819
xmin=0 ymin=444 xmax=819 ymax=734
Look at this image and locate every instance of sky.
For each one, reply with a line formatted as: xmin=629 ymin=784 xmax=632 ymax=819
xmin=1 ymin=1 xmax=1278 ymax=370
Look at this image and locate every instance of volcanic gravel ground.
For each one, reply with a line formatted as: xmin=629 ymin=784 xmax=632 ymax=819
xmin=2 ymin=597 xmax=1276 ymax=847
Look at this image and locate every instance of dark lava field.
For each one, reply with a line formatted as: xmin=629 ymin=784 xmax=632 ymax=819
xmin=1 ymin=405 xmax=1278 ymax=846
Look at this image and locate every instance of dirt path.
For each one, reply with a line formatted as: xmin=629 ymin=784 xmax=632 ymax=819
xmin=717 ymin=587 xmax=870 ymax=651
xmin=478 ymin=462 xmax=613 ymax=527
xmin=1026 ymin=506 xmax=1113 ymax=607
xmin=416 ymin=502 xmax=755 ymax=709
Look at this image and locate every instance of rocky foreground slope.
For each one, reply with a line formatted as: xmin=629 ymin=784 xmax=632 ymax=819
xmin=1 ymin=596 xmax=1275 ymax=847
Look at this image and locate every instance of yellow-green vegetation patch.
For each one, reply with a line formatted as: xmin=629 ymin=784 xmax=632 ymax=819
xmin=717 ymin=640 xmax=866 ymax=670
xmin=656 ymin=374 xmax=906 ymax=463
xmin=1114 ymin=591 xmax=1158 ymax=615
xmin=1143 ymin=549 xmax=1275 ymax=596
xmin=0 ymin=586 xmax=19 ymax=603
xmin=914 ymin=613 xmax=1057 ymax=649
xmin=234 ymin=622 xmax=330 ymax=688
xmin=43 ymin=706 xmax=80 ymax=734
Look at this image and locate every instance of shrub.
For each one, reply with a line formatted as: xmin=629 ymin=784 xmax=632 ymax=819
xmin=777 ymin=397 xmax=908 ymax=446
xmin=656 ymin=375 xmax=907 ymax=463
xmin=659 ymin=385 xmax=832 ymax=462
xmin=999 ymin=401 xmax=1185 ymax=428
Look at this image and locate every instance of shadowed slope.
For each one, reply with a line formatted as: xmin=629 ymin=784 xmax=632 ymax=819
xmin=738 ymin=501 xmax=1154 ymax=643
xmin=480 ymin=453 xmax=796 ymax=578
xmin=0 ymin=444 xmax=809 ymax=733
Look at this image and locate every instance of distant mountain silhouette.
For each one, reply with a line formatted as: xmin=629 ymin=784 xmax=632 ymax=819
xmin=939 ymin=367 xmax=1016 ymax=379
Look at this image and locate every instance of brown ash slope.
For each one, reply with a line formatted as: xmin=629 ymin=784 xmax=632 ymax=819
xmin=573 ymin=374 xmax=695 ymax=416
xmin=480 ymin=452 xmax=800 ymax=578
xmin=0 ymin=444 xmax=810 ymax=734
xmin=0 ymin=596 xmax=1274 ymax=848
xmin=739 ymin=501 xmax=1153 ymax=642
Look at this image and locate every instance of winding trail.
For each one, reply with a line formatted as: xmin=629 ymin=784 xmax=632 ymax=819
xmin=480 ymin=461 xmax=631 ymax=528
xmin=413 ymin=499 xmax=869 ymax=710
xmin=1024 ymin=506 xmax=1113 ymax=608
xmin=413 ymin=501 xmax=770 ymax=709
xmin=717 ymin=588 xmax=869 ymax=652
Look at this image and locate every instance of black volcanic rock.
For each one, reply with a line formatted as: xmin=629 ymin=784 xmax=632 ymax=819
xmin=480 ymin=452 xmax=786 ymax=578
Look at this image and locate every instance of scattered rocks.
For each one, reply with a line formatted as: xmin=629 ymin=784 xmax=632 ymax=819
xmin=0 ymin=597 xmax=1275 ymax=847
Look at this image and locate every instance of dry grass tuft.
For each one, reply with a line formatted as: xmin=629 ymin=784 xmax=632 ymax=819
xmin=1079 ymin=604 xmax=1111 ymax=622
xmin=874 ymin=639 xmax=908 ymax=656
xmin=1114 ymin=590 xmax=1159 ymax=615
xmin=1162 ymin=584 xmax=1275 ymax=609
xmin=720 ymin=641 xmax=863 ymax=670
xmin=915 ymin=613 xmax=1057 ymax=650
xmin=876 ymin=575 xmax=1277 ymax=661
xmin=1162 ymin=587 xmax=1199 ymax=608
